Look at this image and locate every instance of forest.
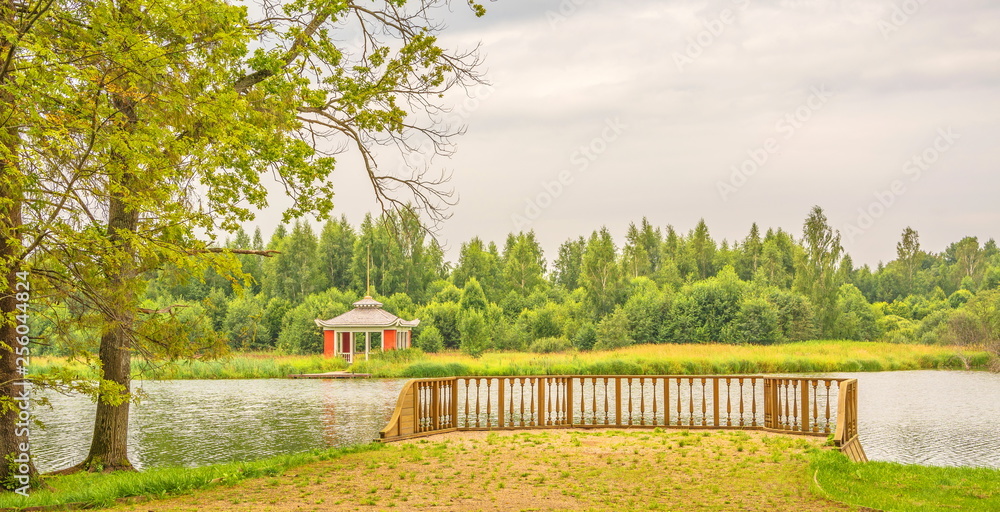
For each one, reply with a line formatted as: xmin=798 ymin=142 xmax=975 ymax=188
xmin=33 ymin=206 xmax=1000 ymax=359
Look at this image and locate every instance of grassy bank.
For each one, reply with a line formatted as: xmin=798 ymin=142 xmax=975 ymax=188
xmin=350 ymin=341 xmax=990 ymax=378
xmin=0 ymin=444 xmax=382 ymax=510
xmin=811 ymin=449 xmax=999 ymax=511
xmin=3 ymin=430 xmax=995 ymax=511
xmin=31 ymin=353 xmax=348 ymax=380
xmin=30 ymin=341 xmax=988 ymax=381
xmin=9 ymin=429 xmax=993 ymax=511
xmin=107 ymin=430 xmax=848 ymax=512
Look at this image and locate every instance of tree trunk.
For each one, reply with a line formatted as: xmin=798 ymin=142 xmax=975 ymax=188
xmin=71 ymin=89 xmax=140 ymax=473
xmin=72 ymin=191 xmax=140 ymax=473
xmin=1 ymin=0 xmax=39 ymax=482
xmin=0 ymin=119 xmax=39 ymax=489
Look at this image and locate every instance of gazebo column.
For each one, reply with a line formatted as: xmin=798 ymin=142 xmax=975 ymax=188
xmin=323 ymin=329 xmax=336 ymax=358
xmin=365 ymin=332 xmax=371 ymax=360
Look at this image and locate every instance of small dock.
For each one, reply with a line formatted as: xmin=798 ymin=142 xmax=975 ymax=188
xmin=379 ymin=374 xmax=867 ymax=463
xmin=287 ymin=371 xmax=372 ymax=379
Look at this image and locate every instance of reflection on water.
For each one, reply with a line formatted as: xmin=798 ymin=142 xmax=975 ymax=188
xmin=31 ymin=371 xmax=1000 ymax=471
xmin=33 ymin=379 xmax=405 ymax=472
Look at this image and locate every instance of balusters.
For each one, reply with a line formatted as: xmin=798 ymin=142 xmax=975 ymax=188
xmin=737 ymin=378 xmax=745 ymax=427
xmin=700 ymin=378 xmax=707 ymax=427
xmin=726 ymin=377 xmax=733 ymax=427
xmin=677 ymin=377 xmax=690 ymax=425
xmin=545 ymin=378 xmax=553 ymax=426
xmin=794 ymin=380 xmax=802 ymax=431
xmin=824 ymin=379 xmax=832 ymax=433
xmin=519 ymin=377 xmax=527 ymax=427
xmin=485 ymin=378 xmax=493 ymax=427
xmin=780 ymin=379 xmax=788 ymax=429
xmin=603 ymin=378 xmax=610 ymax=425
xmin=529 ymin=378 xmax=536 ymax=426
xmin=626 ymin=377 xmax=634 ymax=426
xmin=685 ymin=378 xmax=693 ymax=426
xmin=388 ymin=376 xmax=854 ymax=444
xmin=649 ymin=378 xmax=655 ymax=426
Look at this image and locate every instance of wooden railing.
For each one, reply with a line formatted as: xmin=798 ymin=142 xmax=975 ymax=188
xmin=832 ymin=378 xmax=866 ymax=462
xmin=380 ymin=375 xmax=866 ymax=462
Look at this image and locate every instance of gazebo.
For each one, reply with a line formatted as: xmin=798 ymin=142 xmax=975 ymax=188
xmin=314 ymin=296 xmax=419 ymax=363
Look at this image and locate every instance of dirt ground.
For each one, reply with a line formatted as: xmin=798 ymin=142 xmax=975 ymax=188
xmin=109 ymin=429 xmax=854 ymax=512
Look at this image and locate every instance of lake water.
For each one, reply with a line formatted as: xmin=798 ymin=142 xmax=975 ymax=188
xmin=31 ymin=370 xmax=1000 ymax=472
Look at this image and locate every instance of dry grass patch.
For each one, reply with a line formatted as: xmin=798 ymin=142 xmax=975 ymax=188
xmin=108 ymin=429 xmax=853 ymax=512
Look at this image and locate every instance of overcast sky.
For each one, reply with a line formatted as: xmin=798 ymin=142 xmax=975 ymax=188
xmin=255 ymin=0 xmax=1000 ymax=268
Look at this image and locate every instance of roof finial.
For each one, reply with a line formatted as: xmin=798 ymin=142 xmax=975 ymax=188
xmin=366 ymin=243 xmax=372 ymax=297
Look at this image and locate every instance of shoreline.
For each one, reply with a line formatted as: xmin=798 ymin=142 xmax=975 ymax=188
xmin=28 ymin=341 xmax=992 ymax=380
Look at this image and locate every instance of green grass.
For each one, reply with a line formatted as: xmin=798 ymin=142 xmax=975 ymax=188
xmin=350 ymin=341 xmax=990 ymax=378
xmin=3 ymin=431 xmax=996 ymax=511
xmin=810 ymin=449 xmax=1000 ymax=511
xmin=31 ymin=353 xmax=349 ymax=380
xmin=0 ymin=443 xmax=383 ymax=510
xmin=31 ymin=341 xmax=990 ymax=380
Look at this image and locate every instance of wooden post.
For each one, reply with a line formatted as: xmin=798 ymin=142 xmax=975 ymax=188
xmin=537 ymin=377 xmax=546 ymax=426
xmin=800 ymin=379 xmax=811 ymax=433
xmin=432 ymin=381 xmax=440 ymax=430
xmin=615 ymin=377 xmax=622 ymax=427
xmin=664 ymin=378 xmax=671 ymax=426
xmin=566 ymin=377 xmax=574 ymax=426
xmin=497 ymin=378 xmax=506 ymax=428
xmin=763 ymin=378 xmax=773 ymax=429
xmin=414 ymin=382 xmax=422 ymax=433
xmin=451 ymin=377 xmax=459 ymax=429
xmin=712 ymin=377 xmax=720 ymax=427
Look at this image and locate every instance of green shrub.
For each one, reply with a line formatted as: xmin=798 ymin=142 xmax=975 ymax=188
xmin=528 ymin=336 xmax=574 ymax=354
xmin=594 ymin=307 xmax=634 ymax=350
xmin=370 ymin=347 xmax=425 ymax=363
xmin=572 ymin=323 xmax=597 ymax=351
xmin=416 ymin=326 xmax=444 ymax=353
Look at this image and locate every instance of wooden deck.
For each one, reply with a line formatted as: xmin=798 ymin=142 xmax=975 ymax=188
xmin=287 ymin=371 xmax=372 ymax=379
xmin=380 ymin=375 xmax=867 ymax=463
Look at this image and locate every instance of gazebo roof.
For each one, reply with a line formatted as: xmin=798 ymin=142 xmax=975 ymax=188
xmin=314 ymin=296 xmax=420 ymax=329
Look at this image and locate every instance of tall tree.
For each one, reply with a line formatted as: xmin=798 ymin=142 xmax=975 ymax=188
xmin=502 ymin=232 xmax=546 ymax=296
xmin=896 ymin=227 xmax=922 ymax=296
xmin=47 ymin=0 xmax=488 ymax=474
xmin=315 ymin=216 xmax=356 ymax=292
xmin=738 ymin=223 xmax=763 ymax=281
xmin=622 ymin=219 xmax=659 ymax=278
xmin=754 ymin=229 xmax=797 ymax=289
xmin=0 ymin=0 xmax=50 ymax=486
xmin=687 ymin=219 xmax=716 ymax=280
xmin=580 ymin=227 xmax=624 ymax=317
xmin=452 ymin=237 xmax=501 ymax=298
xmin=948 ymin=236 xmax=982 ymax=289
xmin=552 ymin=236 xmax=586 ymax=291
xmin=794 ymin=206 xmax=843 ymax=336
